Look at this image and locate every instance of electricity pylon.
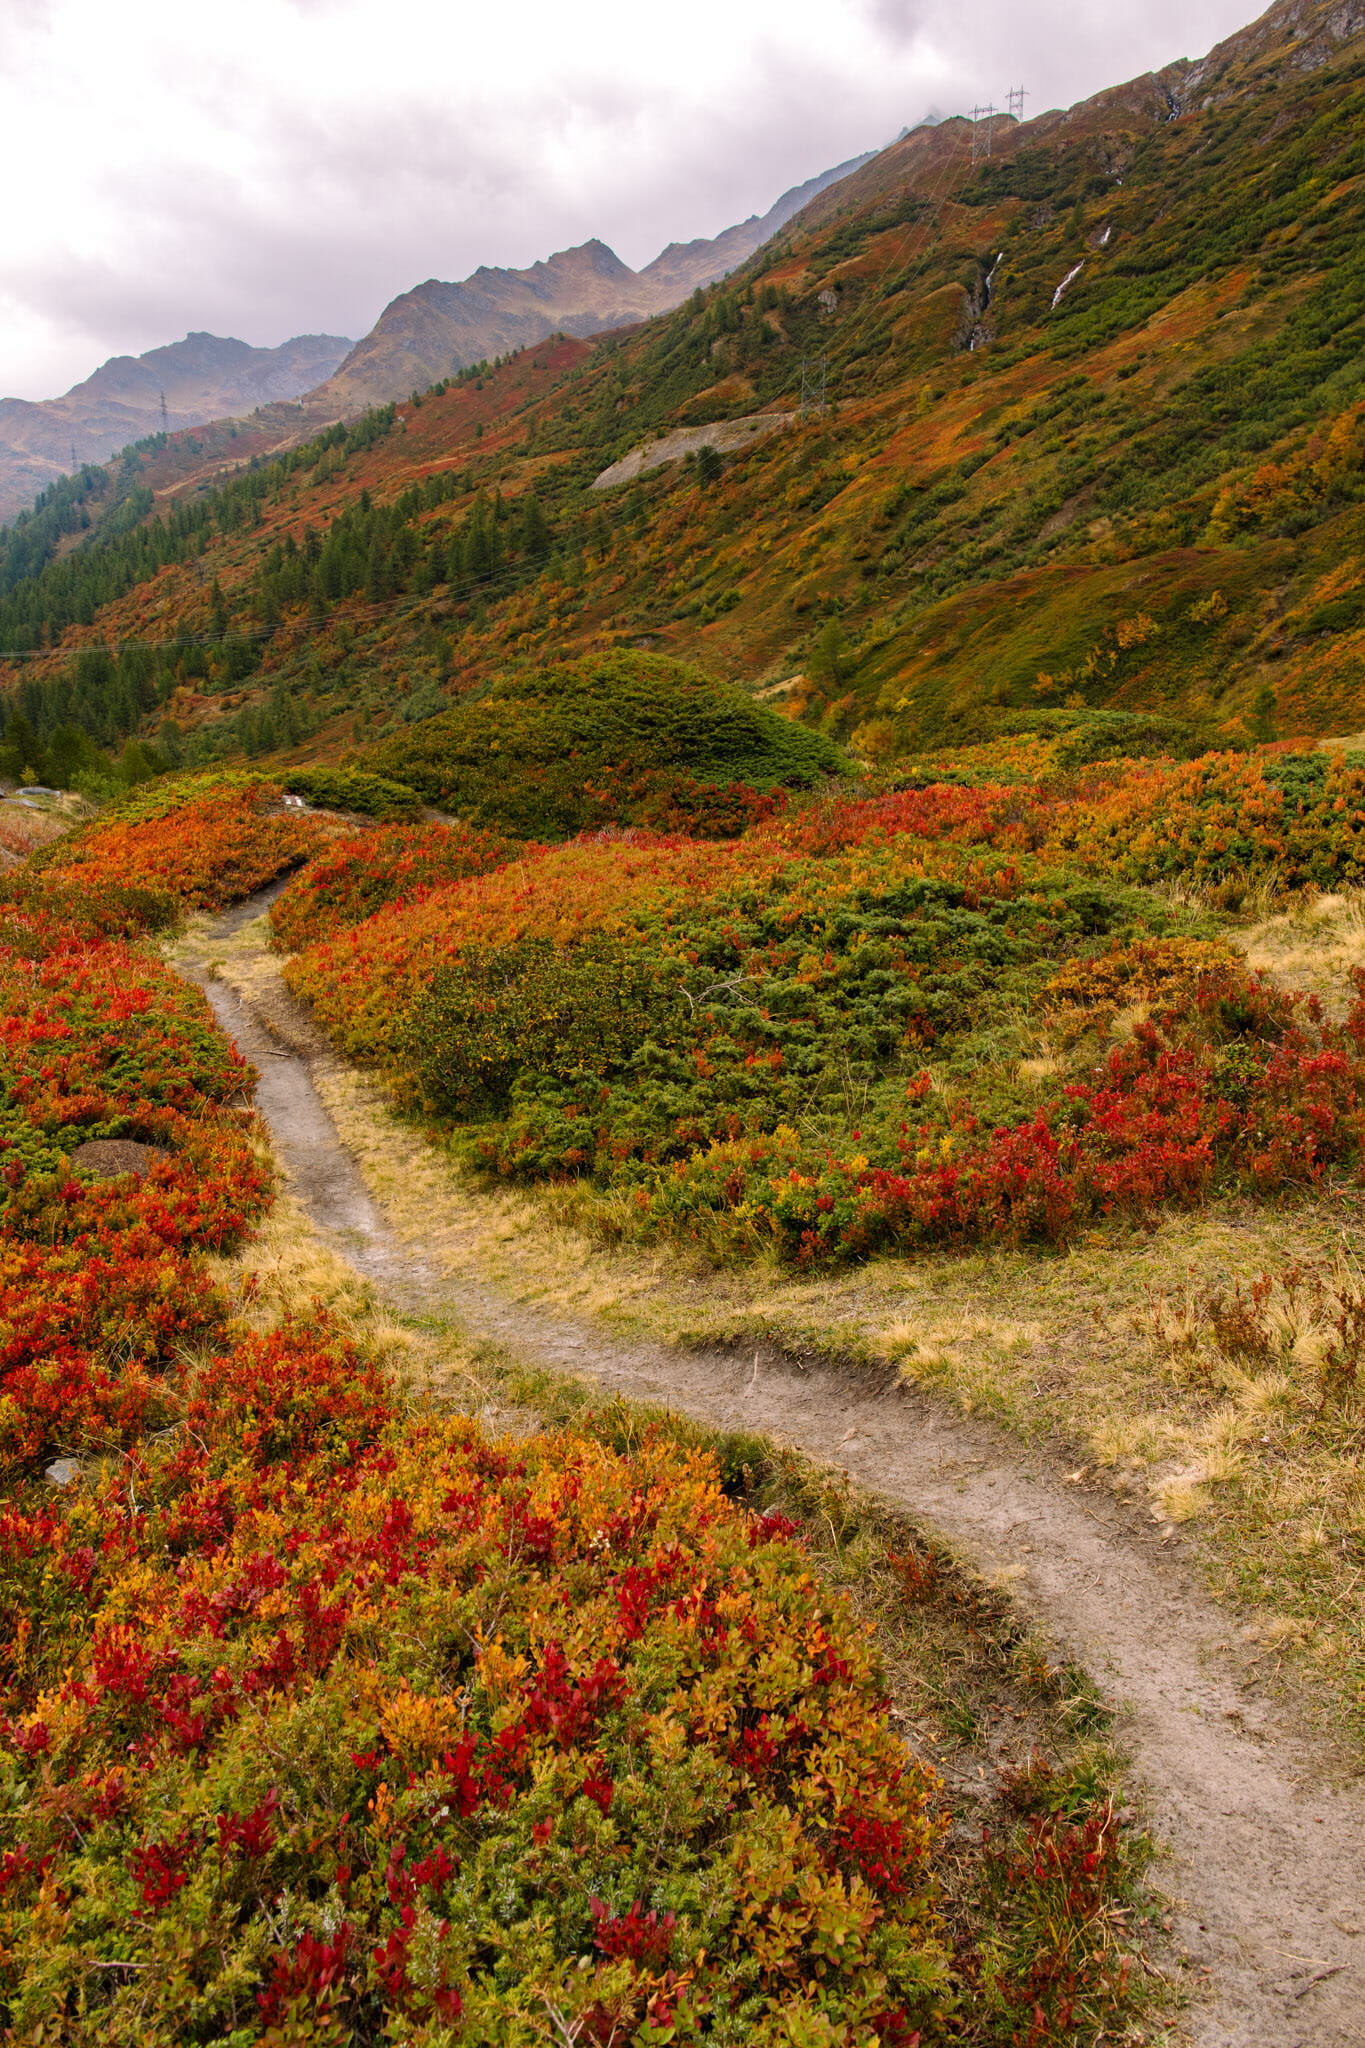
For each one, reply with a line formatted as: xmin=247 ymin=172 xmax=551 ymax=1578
xmin=799 ymin=356 xmax=828 ymax=418
xmin=971 ymin=105 xmax=997 ymax=162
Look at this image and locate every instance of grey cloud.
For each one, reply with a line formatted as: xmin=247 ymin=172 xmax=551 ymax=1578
xmin=0 ymin=0 xmax=54 ymax=67
xmin=1 ymin=0 xmax=1265 ymax=397
xmin=855 ymin=0 xmax=934 ymax=49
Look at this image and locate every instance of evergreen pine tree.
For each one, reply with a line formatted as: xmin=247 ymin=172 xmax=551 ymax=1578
xmin=365 ymin=537 xmax=391 ymax=604
xmin=521 ymin=497 xmax=551 ymax=557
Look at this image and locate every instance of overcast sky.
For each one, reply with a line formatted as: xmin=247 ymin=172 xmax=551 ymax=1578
xmin=1 ymin=0 xmax=1261 ymax=401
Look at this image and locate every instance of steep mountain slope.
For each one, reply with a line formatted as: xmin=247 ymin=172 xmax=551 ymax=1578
xmin=308 ymin=154 xmax=874 ymax=415
xmin=0 ymin=332 xmax=352 ymax=524
xmin=2 ymin=0 xmax=1364 ymax=776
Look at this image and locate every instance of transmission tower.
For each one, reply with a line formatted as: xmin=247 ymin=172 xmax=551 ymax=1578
xmin=1007 ymin=85 xmax=1028 ymax=123
xmin=799 ymin=356 xmax=828 ymax=418
xmin=971 ymin=105 xmax=997 ymax=163
xmin=159 ymin=390 xmax=168 ymax=429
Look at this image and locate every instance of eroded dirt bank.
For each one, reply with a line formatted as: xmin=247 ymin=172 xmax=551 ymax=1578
xmin=184 ymin=896 xmax=1365 ymax=2048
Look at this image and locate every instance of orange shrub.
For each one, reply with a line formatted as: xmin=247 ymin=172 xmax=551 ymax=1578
xmin=43 ymin=783 xmax=327 ymax=909
xmin=284 ymin=832 xmax=770 ymax=1065
xmin=1042 ymin=936 xmax=1237 ymax=1034
xmin=1053 ymin=750 xmax=1365 ymax=888
xmin=772 ymin=781 xmax=1048 ymax=856
xmin=269 ymin=818 xmax=520 ymax=951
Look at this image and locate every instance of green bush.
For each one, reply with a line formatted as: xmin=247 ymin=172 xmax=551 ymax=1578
xmin=416 ymin=866 xmax=1156 ymax=1206
xmin=407 ymin=936 xmax=694 ymax=1115
xmin=995 ymin=707 xmax=1205 ymax=766
xmin=283 ymin=766 xmax=423 ymax=820
xmin=1303 ymin=593 xmax=1365 ymax=636
xmin=363 ymin=652 xmax=849 ymax=837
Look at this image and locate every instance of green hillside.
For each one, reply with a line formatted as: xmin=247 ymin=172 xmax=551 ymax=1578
xmin=1 ymin=0 xmax=1364 ymax=786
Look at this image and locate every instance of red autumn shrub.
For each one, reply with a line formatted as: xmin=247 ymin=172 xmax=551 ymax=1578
xmin=0 ymin=925 xmax=267 ymax=1469
xmin=269 ymin=817 xmax=519 ymax=951
xmin=0 ymin=1332 xmax=952 ymax=2042
xmin=42 ymin=782 xmax=326 ymax=909
xmin=774 ymin=780 xmax=1048 ymax=857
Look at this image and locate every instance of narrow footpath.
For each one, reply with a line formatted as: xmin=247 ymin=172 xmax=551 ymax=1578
xmin=187 ymin=893 xmax=1365 ymax=2048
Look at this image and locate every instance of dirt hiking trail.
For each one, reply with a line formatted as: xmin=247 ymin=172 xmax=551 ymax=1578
xmin=187 ymin=893 xmax=1365 ymax=2048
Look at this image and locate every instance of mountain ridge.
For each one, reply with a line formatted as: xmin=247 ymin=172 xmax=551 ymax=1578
xmin=0 ymin=151 xmax=873 ymax=526
xmin=0 ymin=331 xmax=353 ymax=524
xmin=308 ymin=152 xmax=876 ymax=415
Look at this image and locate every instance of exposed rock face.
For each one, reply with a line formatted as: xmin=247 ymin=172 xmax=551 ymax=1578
xmin=316 ymin=241 xmax=656 ymax=414
xmin=591 ymin=412 xmax=795 ymax=490
xmin=0 ymin=332 xmax=352 ymax=522
xmin=634 ymin=152 xmax=875 ymax=300
xmin=311 ymin=153 xmax=875 ymax=414
xmin=1177 ymin=0 xmax=1365 ymax=101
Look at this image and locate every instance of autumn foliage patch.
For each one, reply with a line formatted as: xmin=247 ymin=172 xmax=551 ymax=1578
xmin=40 ymin=781 xmax=326 ymax=909
xmin=269 ymin=817 xmax=519 ymax=951
xmin=274 ymin=750 xmax=1365 ymax=1269
xmin=285 ymin=833 xmax=758 ymax=1066
xmin=1054 ymin=746 xmax=1365 ymax=890
xmin=0 ymin=867 xmax=962 ymax=2042
xmin=0 ymin=1363 xmax=953 ymax=2042
xmin=0 ymin=908 xmax=266 ymax=1469
xmin=772 ymin=780 xmax=1048 ymax=858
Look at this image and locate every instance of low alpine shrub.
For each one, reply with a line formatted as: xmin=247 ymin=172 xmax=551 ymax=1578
xmin=269 ymin=819 xmax=519 ymax=952
xmin=363 ymin=650 xmax=847 ymax=837
xmin=0 ymin=1327 xmax=955 ymax=2042
xmin=41 ymin=782 xmax=327 ymax=909
xmin=0 ymin=916 xmax=267 ymax=1468
xmin=283 ymin=766 xmax=425 ymax=820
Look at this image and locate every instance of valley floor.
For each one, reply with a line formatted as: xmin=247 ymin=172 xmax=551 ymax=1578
xmin=185 ymin=887 xmax=1365 ymax=2048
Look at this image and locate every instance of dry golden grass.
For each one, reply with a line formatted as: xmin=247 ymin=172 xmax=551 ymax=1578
xmin=1236 ymin=889 xmax=1365 ymax=1007
xmin=1136 ymin=1253 xmax=1365 ymax=1676
xmin=0 ymin=792 xmax=87 ymax=858
xmin=208 ymin=1179 xmax=501 ymax=1419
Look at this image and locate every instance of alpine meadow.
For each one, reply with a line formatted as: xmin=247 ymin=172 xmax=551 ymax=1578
xmin=4 ymin=1 xmax=1365 ymax=2043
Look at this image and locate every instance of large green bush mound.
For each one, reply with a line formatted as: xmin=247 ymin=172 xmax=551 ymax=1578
xmin=362 ymin=652 xmax=849 ymax=837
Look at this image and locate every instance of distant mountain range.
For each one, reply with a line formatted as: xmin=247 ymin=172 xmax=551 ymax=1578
xmin=311 ymin=154 xmax=874 ymax=415
xmin=0 ymin=333 xmax=353 ymax=521
xmin=0 ymin=153 xmax=872 ymax=522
